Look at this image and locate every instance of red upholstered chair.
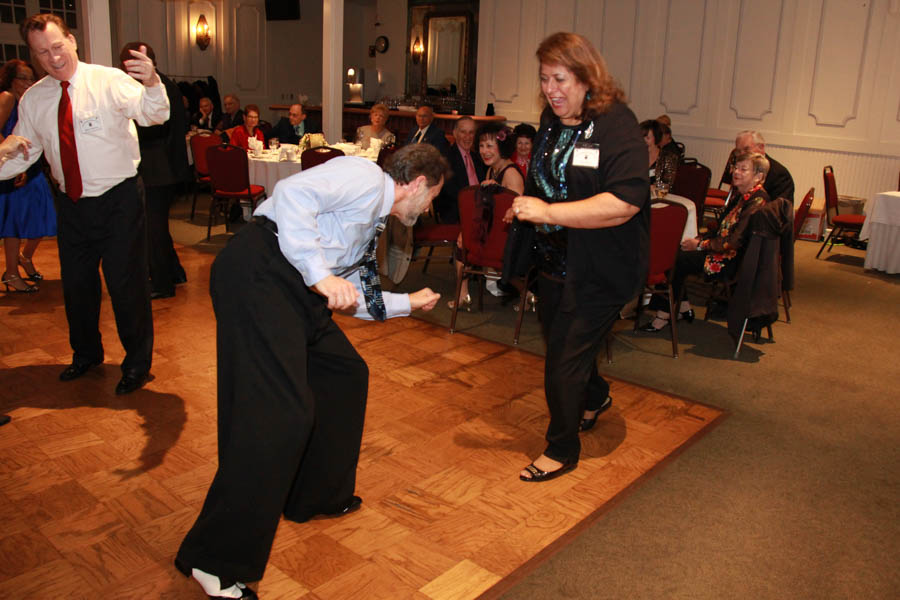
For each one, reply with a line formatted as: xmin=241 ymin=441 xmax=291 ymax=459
xmin=779 ymin=187 xmax=814 ymax=324
xmin=816 ymin=165 xmax=866 ymax=258
xmin=300 ymin=146 xmax=344 ymax=170
xmin=705 ymin=149 xmax=737 ymax=220
xmin=411 ymin=222 xmax=459 ymax=274
xmin=205 ymin=144 xmax=267 ymax=240
xmin=633 ymin=201 xmax=689 ymax=358
xmin=189 ymin=133 xmax=222 ymax=221
xmin=670 ymin=158 xmax=711 ymax=231
xmin=449 ymin=186 xmax=520 ymax=340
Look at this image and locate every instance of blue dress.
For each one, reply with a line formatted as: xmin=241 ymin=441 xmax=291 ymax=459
xmin=0 ymin=101 xmax=57 ymax=238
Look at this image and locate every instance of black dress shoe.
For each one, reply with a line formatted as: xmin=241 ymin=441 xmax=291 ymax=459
xmin=519 ymin=459 xmax=577 ymax=482
xmin=638 ymin=318 xmax=669 ymax=333
xmin=288 ymin=495 xmax=363 ymax=523
xmin=579 ymin=396 xmax=612 ymax=432
xmin=150 ymin=289 xmax=175 ymax=300
xmin=59 ymin=360 xmax=102 ymax=381
xmin=115 ymin=370 xmax=149 ymax=395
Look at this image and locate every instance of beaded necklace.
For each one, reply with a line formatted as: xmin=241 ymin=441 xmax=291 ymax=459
xmin=529 ymin=119 xmax=591 ymax=233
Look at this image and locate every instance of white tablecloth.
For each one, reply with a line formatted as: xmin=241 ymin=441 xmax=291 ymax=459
xmin=860 ymin=191 xmax=900 ymax=274
xmin=248 ymin=151 xmax=303 ymax=195
xmin=653 ymin=193 xmax=698 ymax=241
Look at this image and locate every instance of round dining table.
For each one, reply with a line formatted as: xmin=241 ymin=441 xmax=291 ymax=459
xmin=247 ymin=149 xmax=304 ymax=195
xmin=860 ymin=190 xmax=900 ymax=274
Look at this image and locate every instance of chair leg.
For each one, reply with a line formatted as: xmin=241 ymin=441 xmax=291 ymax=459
xmin=207 ymin=197 xmax=216 ymax=241
xmin=422 ymin=246 xmax=435 ymax=274
xmin=449 ymin=270 xmax=466 ymax=334
xmin=191 ymin=182 xmax=198 ymax=222
xmin=767 ymin=324 xmax=774 ymax=340
xmin=816 ymin=226 xmax=840 ymax=258
xmin=667 ymin=283 xmax=679 ymax=358
xmin=633 ymin=289 xmax=646 ymax=332
xmin=733 ymin=318 xmax=749 ymax=359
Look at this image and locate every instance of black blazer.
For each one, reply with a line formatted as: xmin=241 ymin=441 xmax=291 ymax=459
xmin=265 ymin=116 xmax=322 ymax=144
xmin=404 ymin=124 xmax=449 ymax=154
xmin=764 ymin=155 xmax=794 ymax=203
xmin=136 ymin=72 xmax=190 ymax=187
xmin=435 ymin=144 xmax=486 ymax=224
xmin=191 ymin=108 xmax=221 ymax=130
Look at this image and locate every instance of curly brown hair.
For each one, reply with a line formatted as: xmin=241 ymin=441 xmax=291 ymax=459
xmin=535 ymin=32 xmax=625 ymax=119
xmin=0 ymin=59 xmax=33 ymax=93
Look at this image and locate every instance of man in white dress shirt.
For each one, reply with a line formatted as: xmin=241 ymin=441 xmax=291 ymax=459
xmin=175 ymin=144 xmax=447 ymax=599
xmin=0 ymin=13 xmax=170 ymax=395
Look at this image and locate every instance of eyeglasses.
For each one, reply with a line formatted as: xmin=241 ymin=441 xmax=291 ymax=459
xmin=731 ymin=164 xmax=755 ymax=174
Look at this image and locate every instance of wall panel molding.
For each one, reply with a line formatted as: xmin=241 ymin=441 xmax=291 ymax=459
xmin=659 ymin=0 xmax=706 ymax=115
xmin=728 ymin=0 xmax=783 ymax=120
xmin=234 ymin=2 xmax=264 ymax=92
xmin=807 ymin=0 xmax=873 ymax=127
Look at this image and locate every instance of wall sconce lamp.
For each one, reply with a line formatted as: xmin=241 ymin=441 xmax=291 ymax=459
xmin=195 ymin=14 xmax=211 ymax=50
xmin=412 ymin=36 xmax=424 ymax=64
xmin=346 ymin=67 xmax=357 ymax=83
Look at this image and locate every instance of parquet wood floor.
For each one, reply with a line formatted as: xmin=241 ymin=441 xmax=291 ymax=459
xmin=0 ymin=240 xmax=724 ymax=599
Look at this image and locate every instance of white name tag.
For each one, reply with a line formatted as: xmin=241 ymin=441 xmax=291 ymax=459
xmin=572 ymin=142 xmax=599 ymax=168
xmin=79 ymin=116 xmax=102 ymax=134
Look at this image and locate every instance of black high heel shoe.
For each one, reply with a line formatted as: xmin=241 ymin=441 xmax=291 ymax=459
xmin=638 ymin=317 xmax=669 ymax=333
xmin=579 ymin=396 xmax=612 ymax=431
xmin=2 ymin=273 xmax=37 ymax=293
xmin=679 ymin=308 xmax=695 ymax=323
xmin=18 ymin=254 xmax=43 ymax=282
xmin=519 ymin=458 xmax=578 ymax=482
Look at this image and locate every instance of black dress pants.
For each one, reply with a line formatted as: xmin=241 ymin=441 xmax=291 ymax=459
xmin=176 ymin=223 xmax=369 ymax=583
xmin=56 ymin=177 xmax=153 ymax=374
xmin=537 ymin=275 xmax=622 ymax=463
xmin=145 ymin=183 xmax=185 ymax=295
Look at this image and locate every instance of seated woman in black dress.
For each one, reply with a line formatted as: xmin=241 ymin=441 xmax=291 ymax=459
xmin=448 ymin=124 xmax=525 ymax=310
xmin=640 ymin=119 xmax=664 ymax=184
xmin=640 ymin=150 xmax=770 ymax=332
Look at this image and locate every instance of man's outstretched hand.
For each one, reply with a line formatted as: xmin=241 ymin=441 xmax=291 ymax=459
xmin=409 ymin=288 xmax=440 ymax=311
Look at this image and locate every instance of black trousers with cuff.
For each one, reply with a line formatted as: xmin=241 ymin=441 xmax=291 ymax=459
xmin=56 ymin=176 xmax=153 ymax=374
xmin=176 ymin=222 xmax=369 ymax=583
xmin=537 ymin=275 xmax=622 ymax=463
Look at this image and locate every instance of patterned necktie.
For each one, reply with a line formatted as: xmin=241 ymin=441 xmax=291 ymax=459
xmin=358 ymin=217 xmax=387 ymax=321
xmin=58 ymin=81 xmax=82 ymax=201
xmin=462 ymin=150 xmax=479 ymax=185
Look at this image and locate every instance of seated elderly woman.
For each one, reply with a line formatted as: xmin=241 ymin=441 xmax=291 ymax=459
xmin=228 ymin=103 xmax=264 ymax=149
xmin=639 ymin=150 xmax=770 ymax=332
xmin=356 ymin=103 xmax=396 ymax=150
xmin=640 ymin=119 xmax=664 ymax=183
xmin=512 ymin=123 xmax=536 ymax=177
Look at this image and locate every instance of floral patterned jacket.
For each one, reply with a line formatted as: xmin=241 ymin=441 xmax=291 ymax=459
xmin=699 ymin=184 xmax=768 ymax=276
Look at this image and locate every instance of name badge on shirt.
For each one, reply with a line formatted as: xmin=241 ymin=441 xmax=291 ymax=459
xmin=572 ymin=142 xmax=600 ymax=168
xmin=79 ymin=116 xmax=103 ymax=134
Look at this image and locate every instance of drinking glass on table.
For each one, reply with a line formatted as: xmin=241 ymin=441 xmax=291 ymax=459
xmin=269 ymin=138 xmax=280 ymax=152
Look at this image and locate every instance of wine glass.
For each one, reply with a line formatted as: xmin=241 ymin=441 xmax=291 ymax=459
xmin=655 ymin=151 xmax=678 ymax=199
xmin=268 ymin=138 xmax=280 ymax=152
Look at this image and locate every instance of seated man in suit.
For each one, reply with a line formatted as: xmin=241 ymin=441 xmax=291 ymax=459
xmin=434 ymin=116 xmax=484 ymax=224
xmin=656 ymin=114 xmax=684 ymax=156
xmin=723 ymin=130 xmax=794 ymax=207
xmin=215 ymin=93 xmax=244 ymax=132
xmin=265 ymin=103 xmax=320 ymax=144
xmin=191 ymin=96 xmax=220 ymax=130
xmin=404 ymin=104 xmax=449 ymax=154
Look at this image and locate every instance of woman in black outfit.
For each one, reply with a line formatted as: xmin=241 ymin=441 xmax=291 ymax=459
xmin=511 ymin=32 xmax=649 ymax=481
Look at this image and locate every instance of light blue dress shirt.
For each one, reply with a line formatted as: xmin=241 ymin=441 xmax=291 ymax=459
xmin=253 ymin=156 xmax=412 ymax=320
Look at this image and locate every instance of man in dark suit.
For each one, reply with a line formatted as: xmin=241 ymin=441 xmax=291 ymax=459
xmin=435 ymin=116 xmax=484 ymax=223
xmin=215 ymin=93 xmax=244 ymax=132
xmin=731 ymin=130 xmax=794 ymax=202
xmin=191 ymin=96 xmax=220 ymax=130
xmin=404 ymin=104 xmax=449 ymax=154
xmin=265 ymin=103 xmax=320 ymax=144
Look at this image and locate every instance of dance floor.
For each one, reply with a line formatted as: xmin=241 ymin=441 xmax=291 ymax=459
xmin=0 ymin=242 xmax=724 ymax=599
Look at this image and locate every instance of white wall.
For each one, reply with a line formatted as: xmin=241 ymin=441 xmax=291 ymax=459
xmin=476 ymin=0 xmax=900 ymax=202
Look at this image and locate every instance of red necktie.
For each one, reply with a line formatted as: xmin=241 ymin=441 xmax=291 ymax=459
xmin=58 ymin=81 xmax=82 ymax=202
xmin=462 ymin=150 xmax=479 ymax=185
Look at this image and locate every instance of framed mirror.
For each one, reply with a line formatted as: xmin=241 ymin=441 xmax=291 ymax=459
xmin=406 ymin=1 xmax=478 ymax=113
